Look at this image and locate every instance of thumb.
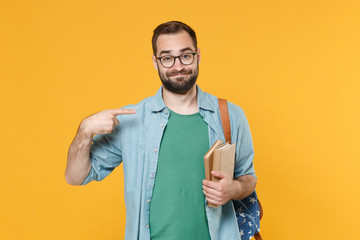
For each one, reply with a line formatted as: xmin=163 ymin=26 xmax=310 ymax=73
xmin=211 ymin=171 xmax=228 ymax=180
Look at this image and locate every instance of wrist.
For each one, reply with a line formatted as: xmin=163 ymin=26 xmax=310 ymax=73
xmin=77 ymin=123 xmax=94 ymax=145
xmin=231 ymin=179 xmax=245 ymax=200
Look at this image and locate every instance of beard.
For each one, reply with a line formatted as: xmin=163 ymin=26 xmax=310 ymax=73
xmin=158 ymin=65 xmax=199 ymax=94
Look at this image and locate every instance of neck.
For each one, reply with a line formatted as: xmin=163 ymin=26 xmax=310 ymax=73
xmin=162 ymin=85 xmax=198 ymax=114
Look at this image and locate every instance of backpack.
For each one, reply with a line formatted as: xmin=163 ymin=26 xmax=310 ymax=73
xmin=218 ymin=98 xmax=263 ymax=240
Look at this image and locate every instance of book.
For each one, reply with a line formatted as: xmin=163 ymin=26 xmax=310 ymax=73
xmin=204 ymin=140 xmax=236 ymax=208
xmin=211 ymin=143 xmax=235 ymax=182
xmin=204 ymin=139 xmax=222 ymax=181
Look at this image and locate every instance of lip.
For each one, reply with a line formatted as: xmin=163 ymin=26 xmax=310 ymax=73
xmin=171 ymin=74 xmax=188 ymax=77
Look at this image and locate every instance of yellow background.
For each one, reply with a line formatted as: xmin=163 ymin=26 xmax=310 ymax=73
xmin=1 ymin=0 xmax=359 ymax=239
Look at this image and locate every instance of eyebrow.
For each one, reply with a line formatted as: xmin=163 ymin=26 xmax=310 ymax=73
xmin=159 ymin=47 xmax=195 ymax=56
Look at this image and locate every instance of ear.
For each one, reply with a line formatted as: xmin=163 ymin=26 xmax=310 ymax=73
xmin=152 ymin=54 xmax=158 ymax=71
xmin=197 ymin=48 xmax=201 ymax=64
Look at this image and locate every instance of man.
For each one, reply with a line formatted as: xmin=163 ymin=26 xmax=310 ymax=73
xmin=65 ymin=21 xmax=257 ymax=240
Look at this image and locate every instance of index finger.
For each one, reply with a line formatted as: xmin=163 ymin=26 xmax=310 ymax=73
xmin=202 ymin=179 xmax=220 ymax=190
xmin=109 ymin=109 xmax=136 ymax=115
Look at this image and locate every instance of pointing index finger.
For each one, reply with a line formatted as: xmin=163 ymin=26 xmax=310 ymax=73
xmin=110 ymin=109 xmax=136 ymax=116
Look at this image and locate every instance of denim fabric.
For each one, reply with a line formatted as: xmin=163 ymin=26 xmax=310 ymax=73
xmin=82 ymin=85 xmax=256 ymax=240
xmin=234 ymin=191 xmax=261 ymax=240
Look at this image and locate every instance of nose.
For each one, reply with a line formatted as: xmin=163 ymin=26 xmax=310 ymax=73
xmin=172 ymin=56 xmax=185 ymax=71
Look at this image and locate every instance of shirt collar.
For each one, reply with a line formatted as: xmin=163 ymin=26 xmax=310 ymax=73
xmin=150 ymin=86 xmax=167 ymax=112
xmin=197 ymin=85 xmax=216 ymax=112
xmin=149 ymin=85 xmax=216 ymax=112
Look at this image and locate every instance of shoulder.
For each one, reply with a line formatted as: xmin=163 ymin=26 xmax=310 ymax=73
xmin=199 ymin=88 xmax=245 ymax=117
xmin=217 ymin=97 xmax=249 ymax=132
xmin=120 ymin=86 xmax=165 ymax=114
xmin=199 ymin=87 xmax=248 ymax=124
xmin=227 ymin=101 xmax=247 ymax=122
xmin=115 ymin=95 xmax=156 ymax=123
xmin=121 ymin=95 xmax=153 ymax=111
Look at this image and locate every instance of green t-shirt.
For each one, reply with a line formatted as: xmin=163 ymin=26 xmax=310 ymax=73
xmin=149 ymin=109 xmax=211 ymax=240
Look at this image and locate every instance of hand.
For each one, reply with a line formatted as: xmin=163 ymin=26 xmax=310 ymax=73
xmin=79 ymin=109 xmax=136 ymax=137
xmin=202 ymin=171 xmax=242 ymax=206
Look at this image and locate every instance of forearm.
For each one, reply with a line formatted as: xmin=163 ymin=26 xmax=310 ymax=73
xmin=65 ymin=126 xmax=93 ymax=185
xmin=232 ymin=175 xmax=257 ymax=200
xmin=65 ymin=108 xmax=135 ymax=185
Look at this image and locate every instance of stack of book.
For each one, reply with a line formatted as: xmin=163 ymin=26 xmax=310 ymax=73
xmin=204 ymin=140 xmax=236 ymax=207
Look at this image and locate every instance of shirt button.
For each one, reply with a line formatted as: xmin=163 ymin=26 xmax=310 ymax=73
xmin=147 ymin=199 xmax=151 ymax=203
xmin=154 ymin=148 xmax=158 ymax=153
xmin=164 ymin=109 xmax=168 ymax=114
xmin=150 ymin=174 xmax=154 ymax=178
xmin=160 ymin=123 xmax=164 ymax=127
xmin=145 ymin=225 xmax=149 ymax=229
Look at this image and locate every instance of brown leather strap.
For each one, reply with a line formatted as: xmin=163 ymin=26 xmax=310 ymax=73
xmin=258 ymin=199 xmax=264 ymax=220
xmin=218 ymin=98 xmax=232 ymax=144
xmin=218 ymin=98 xmax=264 ymax=240
xmin=254 ymin=232 xmax=263 ymax=240
xmin=254 ymin=199 xmax=264 ymax=240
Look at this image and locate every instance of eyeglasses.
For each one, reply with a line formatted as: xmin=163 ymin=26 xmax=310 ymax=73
xmin=157 ymin=52 xmax=197 ymax=68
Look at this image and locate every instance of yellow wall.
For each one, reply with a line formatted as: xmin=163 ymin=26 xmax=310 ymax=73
xmin=1 ymin=0 xmax=359 ymax=239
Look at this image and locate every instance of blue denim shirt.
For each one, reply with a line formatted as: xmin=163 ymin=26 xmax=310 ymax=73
xmin=82 ymin=85 xmax=256 ymax=240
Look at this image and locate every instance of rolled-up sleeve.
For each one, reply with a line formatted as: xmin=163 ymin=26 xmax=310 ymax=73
xmin=230 ymin=104 xmax=256 ymax=179
xmin=81 ymin=131 xmax=122 ymax=185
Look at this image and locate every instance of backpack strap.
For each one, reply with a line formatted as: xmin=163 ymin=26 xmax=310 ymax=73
xmin=218 ymin=98 xmax=264 ymax=240
xmin=254 ymin=231 xmax=263 ymax=240
xmin=218 ymin=98 xmax=232 ymax=144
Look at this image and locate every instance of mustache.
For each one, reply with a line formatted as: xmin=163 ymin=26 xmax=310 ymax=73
xmin=166 ymin=69 xmax=193 ymax=77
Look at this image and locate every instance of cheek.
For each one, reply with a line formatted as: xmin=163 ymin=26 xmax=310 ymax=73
xmin=162 ymin=69 xmax=169 ymax=75
xmin=158 ymin=68 xmax=168 ymax=78
xmin=190 ymin=66 xmax=198 ymax=74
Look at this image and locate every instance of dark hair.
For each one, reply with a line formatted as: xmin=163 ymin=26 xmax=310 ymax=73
xmin=152 ymin=21 xmax=197 ymax=56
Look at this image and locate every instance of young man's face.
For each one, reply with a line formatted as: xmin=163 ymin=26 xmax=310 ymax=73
xmin=152 ymin=31 xmax=200 ymax=94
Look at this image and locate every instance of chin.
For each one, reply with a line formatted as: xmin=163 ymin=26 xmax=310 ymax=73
xmin=163 ymin=81 xmax=196 ymax=94
xmin=160 ymin=70 xmax=198 ymax=94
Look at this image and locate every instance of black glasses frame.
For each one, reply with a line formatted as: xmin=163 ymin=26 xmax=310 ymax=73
xmin=157 ymin=52 xmax=197 ymax=68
